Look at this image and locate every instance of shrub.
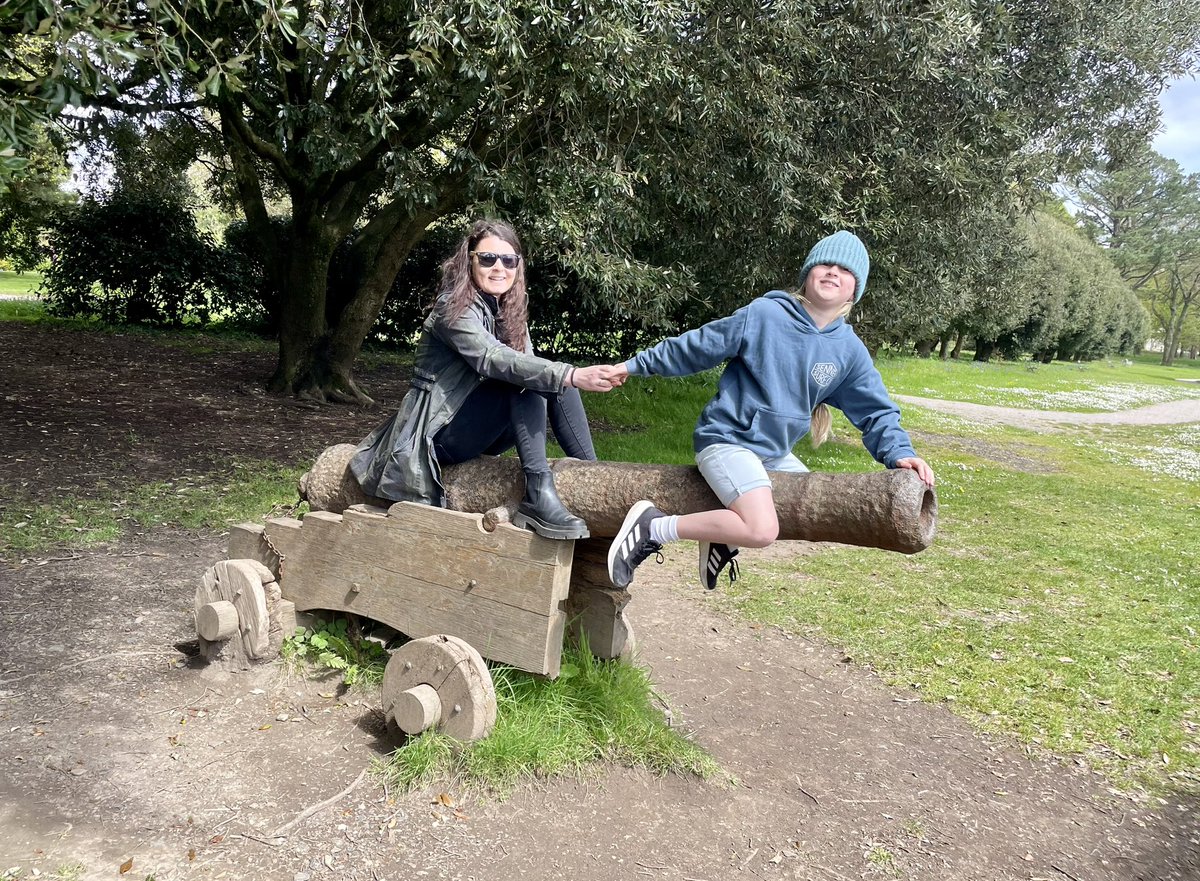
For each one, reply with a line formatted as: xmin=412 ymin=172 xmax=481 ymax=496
xmin=42 ymin=190 xmax=231 ymax=325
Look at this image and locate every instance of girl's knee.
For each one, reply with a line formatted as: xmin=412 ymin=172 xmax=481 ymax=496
xmin=742 ymin=522 xmax=779 ymax=548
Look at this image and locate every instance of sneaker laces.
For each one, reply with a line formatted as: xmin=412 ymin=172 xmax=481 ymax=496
xmin=631 ymin=538 xmax=665 ymax=568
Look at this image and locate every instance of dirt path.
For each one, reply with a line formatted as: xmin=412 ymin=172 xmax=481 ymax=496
xmin=894 ymin=393 xmax=1200 ymax=431
xmin=2 ymin=324 xmax=1198 ymax=880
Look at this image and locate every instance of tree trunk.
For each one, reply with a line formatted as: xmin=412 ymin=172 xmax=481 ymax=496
xmin=298 ymin=445 xmax=938 ymax=555
xmin=938 ymin=331 xmax=952 ymax=360
xmin=266 ymin=210 xmax=372 ymax=404
xmin=914 ymin=338 xmax=936 ymax=358
xmin=973 ymin=339 xmax=994 ymax=362
xmin=950 ymin=331 xmax=964 ymax=359
xmin=326 ymin=210 xmax=437 ymax=399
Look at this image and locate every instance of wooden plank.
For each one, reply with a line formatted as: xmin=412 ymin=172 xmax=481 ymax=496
xmin=227 ymin=522 xmax=280 ymax=579
xmin=270 ymin=504 xmax=572 ymax=616
xmin=264 ymin=503 xmax=574 ymax=676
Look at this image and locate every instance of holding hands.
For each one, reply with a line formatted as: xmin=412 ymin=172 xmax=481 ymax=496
xmin=569 ymin=363 xmax=629 ymax=392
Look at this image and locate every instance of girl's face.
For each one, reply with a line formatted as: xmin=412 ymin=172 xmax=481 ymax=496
xmin=803 ymin=263 xmax=856 ymax=308
xmin=470 ymin=235 xmax=521 ymax=297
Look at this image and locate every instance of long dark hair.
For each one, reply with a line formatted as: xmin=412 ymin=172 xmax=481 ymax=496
xmin=439 ymin=219 xmax=529 ymax=351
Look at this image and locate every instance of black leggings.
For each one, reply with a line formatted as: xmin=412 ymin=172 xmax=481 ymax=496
xmin=432 ymin=380 xmax=597 ymax=473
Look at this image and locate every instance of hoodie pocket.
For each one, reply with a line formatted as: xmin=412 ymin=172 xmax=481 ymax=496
xmin=749 ymin=407 xmax=806 ymax=448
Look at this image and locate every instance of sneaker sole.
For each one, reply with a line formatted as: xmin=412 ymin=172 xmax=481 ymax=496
xmin=512 ymin=512 xmax=589 ymax=540
xmin=607 ymin=500 xmax=655 ymax=587
xmin=699 ymin=540 xmax=716 ymax=590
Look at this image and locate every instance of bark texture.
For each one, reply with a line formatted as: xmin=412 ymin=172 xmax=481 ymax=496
xmin=300 ymin=444 xmax=937 ymax=554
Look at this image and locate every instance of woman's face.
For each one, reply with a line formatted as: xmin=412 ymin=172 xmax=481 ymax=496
xmin=470 ymin=235 xmax=520 ymax=297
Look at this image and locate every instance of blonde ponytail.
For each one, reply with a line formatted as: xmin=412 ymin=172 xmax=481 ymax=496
xmin=810 ymin=403 xmax=832 ymax=449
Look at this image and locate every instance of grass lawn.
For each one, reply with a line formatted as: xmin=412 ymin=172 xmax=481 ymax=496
xmin=0 ymin=269 xmax=42 ymax=297
xmin=583 ymin=355 xmax=1199 ymax=794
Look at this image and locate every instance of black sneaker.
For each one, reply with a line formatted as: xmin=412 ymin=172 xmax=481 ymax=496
xmin=607 ymin=500 xmax=665 ymax=588
xmin=699 ymin=541 xmax=739 ymax=591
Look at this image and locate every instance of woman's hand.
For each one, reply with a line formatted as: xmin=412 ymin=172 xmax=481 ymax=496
xmin=895 ymin=456 xmax=935 ymax=486
xmin=570 ymin=365 xmax=619 ymax=392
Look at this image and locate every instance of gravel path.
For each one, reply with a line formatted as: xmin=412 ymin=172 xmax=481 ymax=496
xmin=894 ymin=393 xmax=1200 ymax=431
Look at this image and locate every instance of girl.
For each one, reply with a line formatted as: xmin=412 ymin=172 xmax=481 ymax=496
xmin=351 ymin=219 xmax=617 ymax=540
xmin=604 ymin=231 xmax=934 ymax=588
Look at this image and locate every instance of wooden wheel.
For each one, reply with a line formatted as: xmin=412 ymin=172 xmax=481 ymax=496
xmin=194 ymin=559 xmax=294 ymax=667
xmin=381 ymin=635 xmax=497 ymax=742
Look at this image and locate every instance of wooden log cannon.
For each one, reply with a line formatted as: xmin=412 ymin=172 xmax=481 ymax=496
xmin=298 ymin=443 xmax=938 ymax=552
xmin=195 ymin=444 xmax=936 ymax=742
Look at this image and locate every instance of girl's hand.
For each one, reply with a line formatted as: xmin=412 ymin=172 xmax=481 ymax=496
xmin=895 ymin=456 xmax=935 ymax=486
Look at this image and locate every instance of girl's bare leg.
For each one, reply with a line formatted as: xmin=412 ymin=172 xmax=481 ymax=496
xmin=674 ymin=486 xmax=779 ymax=548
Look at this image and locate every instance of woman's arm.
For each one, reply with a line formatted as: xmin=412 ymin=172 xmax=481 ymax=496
xmin=431 ymin=298 xmax=570 ymax=392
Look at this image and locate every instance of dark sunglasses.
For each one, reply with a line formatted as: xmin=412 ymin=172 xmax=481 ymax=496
xmin=471 ymin=251 xmax=521 ymax=270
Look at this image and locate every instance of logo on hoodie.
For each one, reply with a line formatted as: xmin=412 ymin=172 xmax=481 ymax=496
xmin=810 ymin=362 xmax=838 ymax=388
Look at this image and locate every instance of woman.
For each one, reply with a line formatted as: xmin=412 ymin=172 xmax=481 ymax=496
xmin=350 ymin=219 xmax=615 ymax=540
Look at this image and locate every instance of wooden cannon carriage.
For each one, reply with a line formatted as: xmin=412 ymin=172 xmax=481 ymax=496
xmin=195 ymin=444 xmax=938 ymax=742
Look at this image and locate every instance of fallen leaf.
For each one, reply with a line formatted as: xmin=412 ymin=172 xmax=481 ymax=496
xmin=258 ymin=724 xmax=271 ymax=731
xmin=119 ymin=858 xmax=134 ymax=874
xmin=210 ymin=834 xmax=225 ymax=844
xmin=436 ymin=792 xmax=454 ymax=807
xmin=188 ymin=848 xmax=196 ymax=861
xmin=453 ymin=808 xmax=469 ymax=821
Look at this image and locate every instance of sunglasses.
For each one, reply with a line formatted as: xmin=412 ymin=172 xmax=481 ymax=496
xmin=471 ymin=251 xmax=522 ymax=270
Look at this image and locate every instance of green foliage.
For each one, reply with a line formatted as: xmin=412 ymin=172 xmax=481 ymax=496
xmin=282 ymin=618 xmax=390 ymax=688
xmin=1000 ymin=210 xmax=1150 ymax=361
xmin=0 ymin=121 xmax=70 ymax=267
xmin=11 ymin=0 xmax=1197 ymax=395
xmin=377 ymin=640 xmax=720 ymax=792
xmin=41 ymin=189 xmax=242 ymax=326
xmin=1069 ymin=150 xmax=1200 ymax=364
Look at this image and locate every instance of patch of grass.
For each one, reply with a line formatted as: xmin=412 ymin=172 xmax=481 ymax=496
xmin=880 ymin=352 xmax=1200 ymax=410
xmin=0 ymin=269 xmax=42 ymax=296
xmin=376 ymin=640 xmax=721 ymax=793
xmin=0 ymin=459 xmax=307 ymax=557
xmin=711 ymin=422 xmax=1199 ymax=792
xmin=0 ymin=297 xmax=46 ymax=321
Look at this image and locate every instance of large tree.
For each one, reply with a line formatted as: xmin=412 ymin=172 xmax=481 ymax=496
xmin=12 ymin=0 xmax=1200 ymax=396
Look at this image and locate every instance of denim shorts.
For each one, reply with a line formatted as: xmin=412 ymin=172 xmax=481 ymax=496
xmin=695 ymin=443 xmax=809 ymax=507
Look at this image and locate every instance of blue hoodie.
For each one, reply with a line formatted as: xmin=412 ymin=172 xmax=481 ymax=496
xmin=624 ymin=290 xmax=917 ymax=467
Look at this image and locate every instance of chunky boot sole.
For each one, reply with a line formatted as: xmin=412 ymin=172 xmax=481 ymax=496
xmin=512 ymin=510 xmax=590 ymax=540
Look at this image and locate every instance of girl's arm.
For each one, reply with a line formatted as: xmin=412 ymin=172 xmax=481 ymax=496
xmin=624 ymin=308 xmax=750 ymax=377
xmin=829 ymin=359 xmax=920 ymax=470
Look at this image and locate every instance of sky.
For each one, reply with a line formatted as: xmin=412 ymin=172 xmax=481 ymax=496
xmin=1153 ymin=74 xmax=1200 ymax=175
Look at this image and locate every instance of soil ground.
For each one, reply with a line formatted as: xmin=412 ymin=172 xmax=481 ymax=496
xmin=2 ymin=323 xmax=1198 ymax=881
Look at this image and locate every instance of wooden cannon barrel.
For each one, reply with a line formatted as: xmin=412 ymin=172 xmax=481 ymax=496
xmin=300 ymin=444 xmax=936 ymax=554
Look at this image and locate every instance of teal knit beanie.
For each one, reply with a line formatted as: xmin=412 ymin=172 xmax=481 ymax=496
xmin=798 ymin=231 xmax=870 ymax=303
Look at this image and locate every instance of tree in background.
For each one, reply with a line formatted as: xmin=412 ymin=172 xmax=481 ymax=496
xmin=1003 ymin=210 xmax=1149 ymax=362
xmin=1070 ymin=150 xmax=1200 ymax=364
xmin=7 ymin=1 xmax=1199 ymax=392
xmin=0 ymin=120 xmax=70 ymax=269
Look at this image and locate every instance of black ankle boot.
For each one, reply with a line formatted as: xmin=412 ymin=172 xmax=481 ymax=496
xmin=513 ymin=470 xmax=589 ymax=540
